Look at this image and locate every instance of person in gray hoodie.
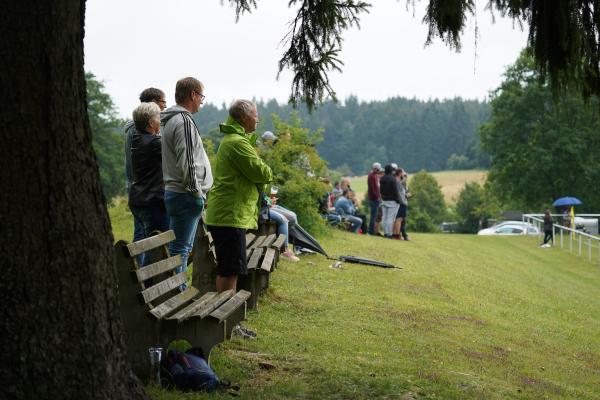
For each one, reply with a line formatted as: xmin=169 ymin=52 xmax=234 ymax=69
xmin=161 ymin=77 xmax=213 ymax=286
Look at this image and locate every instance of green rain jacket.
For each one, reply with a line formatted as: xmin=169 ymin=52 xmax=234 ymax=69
xmin=204 ymin=116 xmax=273 ymax=229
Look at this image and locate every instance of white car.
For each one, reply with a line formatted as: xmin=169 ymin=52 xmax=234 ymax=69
xmin=477 ymin=221 xmax=540 ymax=236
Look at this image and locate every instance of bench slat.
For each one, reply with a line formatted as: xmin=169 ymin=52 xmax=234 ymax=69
xmin=140 ymin=272 xmax=187 ymax=304
xmin=260 ymin=248 xmax=276 ymax=272
xmin=135 ymin=255 xmax=182 ymax=282
xmin=245 ymin=233 xmax=256 ymax=246
xmin=261 ymin=233 xmax=276 ymax=248
xmin=192 ymin=289 xmax=235 ymax=319
xmin=248 ymin=235 xmax=266 ymax=250
xmin=209 ymin=290 xmax=251 ymax=322
xmin=126 ymin=230 xmax=175 ymax=257
xmin=271 ymin=234 xmax=286 ymax=250
xmin=167 ymin=292 xmax=217 ymax=322
xmin=149 ymin=287 xmax=199 ymax=319
xmin=247 ymin=247 xmax=264 ymax=270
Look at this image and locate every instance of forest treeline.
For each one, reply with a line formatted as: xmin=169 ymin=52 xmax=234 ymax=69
xmin=195 ymin=97 xmax=491 ymax=175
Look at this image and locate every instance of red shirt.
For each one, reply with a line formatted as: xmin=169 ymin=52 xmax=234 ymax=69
xmin=367 ymin=171 xmax=381 ymax=201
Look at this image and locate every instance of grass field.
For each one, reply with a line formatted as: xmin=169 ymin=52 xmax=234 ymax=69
xmin=349 ymin=170 xmax=487 ymax=204
xmin=110 ymin=203 xmax=600 ymax=399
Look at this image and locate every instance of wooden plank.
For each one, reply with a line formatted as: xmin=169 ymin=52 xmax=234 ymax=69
xmin=149 ymin=287 xmax=198 ymax=319
xmin=166 ymin=291 xmax=217 ymax=322
xmin=209 ymin=290 xmax=251 ymax=322
xmin=271 ymin=234 xmax=286 ymax=250
xmin=245 ymin=232 xmax=256 ymax=246
xmin=247 ymin=247 xmax=264 ymax=270
xmin=191 ymin=289 xmax=235 ymax=319
xmin=134 ymin=255 xmax=181 ymax=283
xmin=260 ymin=234 xmax=276 ymax=248
xmin=248 ymin=235 xmax=266 ymax=250
xmin=126 ymin=230 xmax=175 ymax=257
xmin=139 ymin=272 xmax=187 ymax=304
xmin=246 ymin=248 xmax=252 ymax=259
xmin=260 ymin=248 xmax=276 ymax=272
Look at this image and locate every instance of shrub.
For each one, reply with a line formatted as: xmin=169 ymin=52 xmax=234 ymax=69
xmin=406 ymin=171 xmax=446 ymax=232
xmin=258 ymin=113 xmax=329 ymax=235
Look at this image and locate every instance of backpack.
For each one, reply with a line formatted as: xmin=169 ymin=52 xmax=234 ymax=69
xmin=161 ymin=349 xmax=219 ymax=392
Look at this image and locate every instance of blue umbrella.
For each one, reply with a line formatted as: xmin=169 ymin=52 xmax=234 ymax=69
xmin=552 ymin=197 xmax=583 ymax=207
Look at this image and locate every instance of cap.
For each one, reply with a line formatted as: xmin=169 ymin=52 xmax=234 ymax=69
xmin=261 ymin=131 xmax=276 ymax=141
xmin=391 ymin=163 xmax=398 ymax=170
xmin=372 ymin=162 xmax=382 ymax=171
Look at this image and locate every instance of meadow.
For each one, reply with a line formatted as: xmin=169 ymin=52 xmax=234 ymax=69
xmin=349 ymin=170 xmax=487 ymax=204
xmin=110 ymin=201 xmax=600 ymax=399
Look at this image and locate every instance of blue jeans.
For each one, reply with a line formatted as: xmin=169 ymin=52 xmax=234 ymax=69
xmin=130 ymin=203 xmax=170 ymax=267
xmin=133 ymin=214 xmax=145 ymax=265
xmin=368 ymin=200 xmax=381 ymax=234
xmin=343 ymin=215 xmax=363 ymax=233
xmin=269 ymin=209 xmax=289 ymax=247
xmin=164 ymin=191 xmax=204 ymax=282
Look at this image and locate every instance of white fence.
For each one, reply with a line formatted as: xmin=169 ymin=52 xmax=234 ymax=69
xmin=523 ymin=214 xmax=600 ymax=264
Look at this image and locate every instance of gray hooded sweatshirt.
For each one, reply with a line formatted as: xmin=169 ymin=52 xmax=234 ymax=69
xmin=160 ymin=105 xmax=213 ymax=198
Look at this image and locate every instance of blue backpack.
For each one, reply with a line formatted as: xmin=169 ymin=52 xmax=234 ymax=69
xmin=161 ymin=349 xmax=219 ymax=392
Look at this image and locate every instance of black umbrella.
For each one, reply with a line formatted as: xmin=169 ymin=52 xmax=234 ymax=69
xmin=338 ymin=255 xmax=399 ymax=269
xmin=289 ymin=223 xmax=330 ymax=258
xmin=288 ymin=223 xmax=399 ymax=269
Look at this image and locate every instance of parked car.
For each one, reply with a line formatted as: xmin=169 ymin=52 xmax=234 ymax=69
xmin=477 ymin=221 xmax=540 ymax=236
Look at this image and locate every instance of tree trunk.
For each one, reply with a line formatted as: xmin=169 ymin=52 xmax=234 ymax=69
xmin=0 ymin=2 xmax=148 ymax=399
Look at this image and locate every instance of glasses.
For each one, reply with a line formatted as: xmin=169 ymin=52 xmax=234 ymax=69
xmin=194 ymin=91 xmax=206 ymax=102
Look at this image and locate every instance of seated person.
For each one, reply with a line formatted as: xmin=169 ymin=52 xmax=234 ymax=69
xmin=331 ymin=181 xmax=343 ymax=200
xmin=264 ymin=196 xmax=299 ymax=262
xmin=334 ymin=190 xmax=363 ymax=233
xmin=347 ymin=190 xmax=368 ymax=234
xmin=319 ymin=191 xmax=343 ymax=225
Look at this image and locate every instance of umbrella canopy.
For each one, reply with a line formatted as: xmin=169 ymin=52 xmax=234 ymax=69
xmin=552 ymin=197 xmax=583 ymax=207
xmin=338 ymin=255 xmax=398 ymax=269
xmin=289 ymin=223 xmax=329 ymax=258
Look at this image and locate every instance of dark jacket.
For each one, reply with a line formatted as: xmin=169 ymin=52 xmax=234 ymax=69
xmin=379 ymin=173 xmax=400 ymax=203
xmin=543 ymin=214 xmax=553 ymax=232
xmin=129 ymin=130 xmax=164 ymax=206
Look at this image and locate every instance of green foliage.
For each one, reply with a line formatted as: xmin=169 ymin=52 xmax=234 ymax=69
xmin=86 ymin=72 xmax=126 ymax=201
xmin=454 ymin=182 xmax=499 ymax=233
xmin=258 ymin=113 xmax=329 ymax=234
xmin=195 ymin=97 xmax=490 ymax=175
xmin=406 ymin=171 xmax=447 ymax=232
xmin=446 ymin=153 xmax=472 ymax=170
xmin=480 ymin=52 xmax=600 ymax=211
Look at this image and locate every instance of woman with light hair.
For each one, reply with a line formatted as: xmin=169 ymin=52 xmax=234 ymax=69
xmin=128 ymin=102 xmax=169 ymax=266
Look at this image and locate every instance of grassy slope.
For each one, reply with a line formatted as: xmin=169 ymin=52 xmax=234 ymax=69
xmin=350 ymin=170 xmax=487 ymax=204
xmin=110 ymin=203 xmax=600 ymax=399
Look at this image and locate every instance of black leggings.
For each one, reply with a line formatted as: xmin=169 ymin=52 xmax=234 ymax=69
xmin=543 ymin=230 xmax=553 ymax=245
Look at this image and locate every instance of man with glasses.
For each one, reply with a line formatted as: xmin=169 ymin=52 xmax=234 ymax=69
xmin=161 ymin=77 xmax=213 ymax=289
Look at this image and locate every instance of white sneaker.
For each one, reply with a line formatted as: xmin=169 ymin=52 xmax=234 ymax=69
xmin=281 ymin=250 xmax=299 ymax=262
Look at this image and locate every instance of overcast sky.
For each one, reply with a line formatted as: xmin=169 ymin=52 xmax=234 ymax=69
xmin=84 ymin=0 xmax=528 ymax=118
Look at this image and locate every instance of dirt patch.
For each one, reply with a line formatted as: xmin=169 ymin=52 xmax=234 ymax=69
xmin=390 ymin=309 xmax=487 ymax=330
xmin=445 ymin=315 xmax=486 ymax=326
xmin=520 ymin=376 xmax=565 ymax=395
xmin=417 ymin=370 xmax=440 ymax=382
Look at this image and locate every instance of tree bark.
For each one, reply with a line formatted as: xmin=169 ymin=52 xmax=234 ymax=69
xmin=0 ymin=1 xmax=148 ymax=398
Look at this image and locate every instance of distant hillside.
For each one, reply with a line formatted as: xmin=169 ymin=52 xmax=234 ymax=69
xmin=350 ymin=170 xmax=487 ymax=204
xmin=195 ymin=97 xmax=490 ymax=175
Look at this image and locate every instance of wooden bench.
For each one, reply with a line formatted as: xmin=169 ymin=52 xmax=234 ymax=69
xmin=115 ymin=230 xmax=250 ymax=378
xmin=192 ymin=222 xmax=286 ymax=311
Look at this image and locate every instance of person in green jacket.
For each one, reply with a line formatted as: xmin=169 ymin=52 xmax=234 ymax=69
xmin=205 ymin=99 xmax=273 ymax=293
